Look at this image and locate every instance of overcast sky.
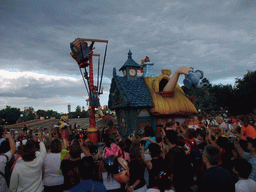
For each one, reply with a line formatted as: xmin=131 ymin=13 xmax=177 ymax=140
xmin=1 ymin=0 xmax=255 ymax=113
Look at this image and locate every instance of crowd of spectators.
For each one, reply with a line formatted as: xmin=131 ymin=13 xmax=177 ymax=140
xmin=0 ymin=113 xmax=256 ymax=192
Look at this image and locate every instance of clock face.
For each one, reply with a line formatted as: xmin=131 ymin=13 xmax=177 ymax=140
xmin=129 ymin=69 xmax=136 ymax=77
xmin=123 ymin=70 xmax=126 ymax=76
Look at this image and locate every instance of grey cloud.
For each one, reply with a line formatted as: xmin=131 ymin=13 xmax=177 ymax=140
xmin=1 ymin=0 xmax=256 ymax=88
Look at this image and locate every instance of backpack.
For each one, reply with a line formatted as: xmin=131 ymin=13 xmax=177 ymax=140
xmin=186 ymin=140 xmax=201 ymax=169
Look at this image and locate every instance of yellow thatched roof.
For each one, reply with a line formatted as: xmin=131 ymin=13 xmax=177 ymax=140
xmin=144 ymin=74 xmax=197 ymax=116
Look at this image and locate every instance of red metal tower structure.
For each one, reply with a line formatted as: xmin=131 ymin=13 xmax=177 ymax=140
xmin=70 ymin=38 xmax=108 ymax=142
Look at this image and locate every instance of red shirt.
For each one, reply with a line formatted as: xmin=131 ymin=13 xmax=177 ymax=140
xmin=241 ymin=124 xmax=256 ymax=139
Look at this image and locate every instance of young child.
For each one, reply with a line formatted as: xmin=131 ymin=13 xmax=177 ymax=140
xmin=234 ymin=158 xmax=256 ymax=192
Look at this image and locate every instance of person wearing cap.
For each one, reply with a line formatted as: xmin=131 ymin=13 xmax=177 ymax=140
xmin=234 ymin=137 xmax=256 ymax=181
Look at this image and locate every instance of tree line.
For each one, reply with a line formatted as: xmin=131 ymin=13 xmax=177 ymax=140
xmin=182 ymin=70 xmax=256 ymax=115
xmin=0 ymin=105 xmax=90 ymax=125
xmin=1 ymin=70 xmax=255 ymax=125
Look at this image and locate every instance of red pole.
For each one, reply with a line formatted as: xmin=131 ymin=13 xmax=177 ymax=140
xmin=89 ymin=51 xmax=94 ymax=92
xmin=87 ymin=51 xmax=98 ymax=143
xmin=89 ymin=51 xmax=96 ymax=128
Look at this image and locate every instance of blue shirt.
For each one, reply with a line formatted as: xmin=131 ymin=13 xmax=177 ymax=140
xmin=144 ymin=136 xmax=156 ymax=150
xmin=243 ymin=152 xmax=256 ymax=181
xmin=70 ymin=180 xmax=106 ymax=192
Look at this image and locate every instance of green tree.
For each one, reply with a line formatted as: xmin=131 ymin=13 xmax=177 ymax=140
xmin=75 ymin=105 xmax=81 ymax=113
xmin=1 ymin=106 xmax=21 ymax=125
xmin=209 ymin=84 xmax=234 ymax=111
xmin=24 ymin=107 xmax=36 ymax=121
xmin=182 ymin=78 xmax=216 ymax=112
xmin=231 ymin=70 xmax=256 ymax=114
xmin=46 ymin=110 xmax=61 ymax=119
xmin=37 ymin=109 xmax=47 ymax=118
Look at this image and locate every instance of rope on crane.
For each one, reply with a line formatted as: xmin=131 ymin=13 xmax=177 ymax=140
xmin=99 ymin=43 xmax=108 ymax=94
xmin=97 ymin=56 xmax=100 ymax=92
xmin=79 ymin=67 xmax=89 ymax=95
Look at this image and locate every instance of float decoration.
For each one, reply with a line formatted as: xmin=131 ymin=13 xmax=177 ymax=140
xmin=70 ymin=38 xmax=108 ymax=143
xmin=183 ymin=68 xmax=208 ymax=88
xmin=108 ymin=51 xmax=201 ymax=138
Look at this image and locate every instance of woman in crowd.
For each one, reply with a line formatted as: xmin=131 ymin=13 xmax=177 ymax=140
xmin=98 ymin=155 xmax=122 ymax=192
xmin=9 ymin=133 xmax=46 ymax=192
xmin=127 ymin=138 xmax=147 ymax=192
xmin=43 ymin=138 xmax=65 ymax=192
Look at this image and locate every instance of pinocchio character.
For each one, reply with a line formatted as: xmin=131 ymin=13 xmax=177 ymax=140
xmin=88 ymin=86 xmax=104 ymax=118
xmin=59 ymin=114 xmax=69 ymax=148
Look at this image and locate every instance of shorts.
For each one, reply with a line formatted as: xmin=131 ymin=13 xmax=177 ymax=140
xmin=61 ymin=129 xmax=69 ymax=139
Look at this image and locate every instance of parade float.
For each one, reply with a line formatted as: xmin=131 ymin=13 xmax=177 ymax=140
xmin=70 ymin=38 xmax=109 ymax=143
xmin=108 ymin=50 xmax=206 ymax=138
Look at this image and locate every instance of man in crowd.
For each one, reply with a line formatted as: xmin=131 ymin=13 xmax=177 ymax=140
xmin=198 ymin=145 xmax=235 ymax=192
xmin=0 ymin=128 xmax=16 ymax=192
xmin=234 ymin=137 xmax=256 ymax=181
xmin=234 ymin=158 xmax=256 ymax=192
xmin=164 ymin=130 xmax=194 ymax=192
xmin=240 ymin=116 xmax=256 ymax=140
xmin=69 ymin=154 xmax=106 ymax=192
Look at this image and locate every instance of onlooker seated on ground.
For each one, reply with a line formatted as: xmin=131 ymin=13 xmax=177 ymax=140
xmin=234 ymin=158 xmax=256 ymax=192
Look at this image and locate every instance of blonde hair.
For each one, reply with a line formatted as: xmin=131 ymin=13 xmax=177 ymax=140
xmin=215 ymin=116 xmax=224 ymax=124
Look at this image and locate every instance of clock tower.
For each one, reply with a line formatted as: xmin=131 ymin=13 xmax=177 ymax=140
xmin=119 ymin=50 xmax=141 ymax=80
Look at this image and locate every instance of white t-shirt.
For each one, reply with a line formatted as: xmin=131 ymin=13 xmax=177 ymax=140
xmin=43 ymin=153 xmax=64 ymax=186
xmin=9 ymin=142 xmax=46 ymax=192
xmin=0 ymin=151 xmax=12 ymax=192
xmin=235 ymin=179 xmax=256 ymax=192
xmin=16 ymin=141 xmax=21 ymax=149
xmin=22 ymin=139 xmax=27 ymax=145
xmin=147 ymin=188 xmax=174 ymax=192
xmin=102 ymin=172 xmax=121 ymax=190
xmin=144 ymin=152 xmax=152 ymax=187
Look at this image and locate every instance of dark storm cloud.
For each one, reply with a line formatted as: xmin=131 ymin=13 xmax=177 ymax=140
xmin=1 ymin=0 xmax=256 ymax=111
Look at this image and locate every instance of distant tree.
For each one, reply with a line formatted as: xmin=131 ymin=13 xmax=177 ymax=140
xmin=24 ymin=107 xmax=36 ymax=121
xmin=37 ymin=109 xmax=47 ymax=118
xmin=231 ymin=70 xmax=256 ymax=114
xmin=46 ymin=110 xmax=61 ymax=119
xmin=209 ymin=84 xmax=234 ymax=111
xmin=1 ymin=106 xmax=21 ymax=125
xmin=75 ymin=105 xmax=81 ymax=113
xmin=182 ymin=78 xmax=216 ymax=112
xmin=68 ymin=104 xmax=71 ymax=113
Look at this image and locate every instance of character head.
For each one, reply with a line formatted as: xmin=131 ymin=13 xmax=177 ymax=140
xmin=92 ymin=86 xmax=98 ymax=92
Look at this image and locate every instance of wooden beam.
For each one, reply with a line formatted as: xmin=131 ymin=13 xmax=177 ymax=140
xmin=93 ymin=54 xmax=100 ymax=57
xmin=78 ymin=38 xmax=108 ymax=43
